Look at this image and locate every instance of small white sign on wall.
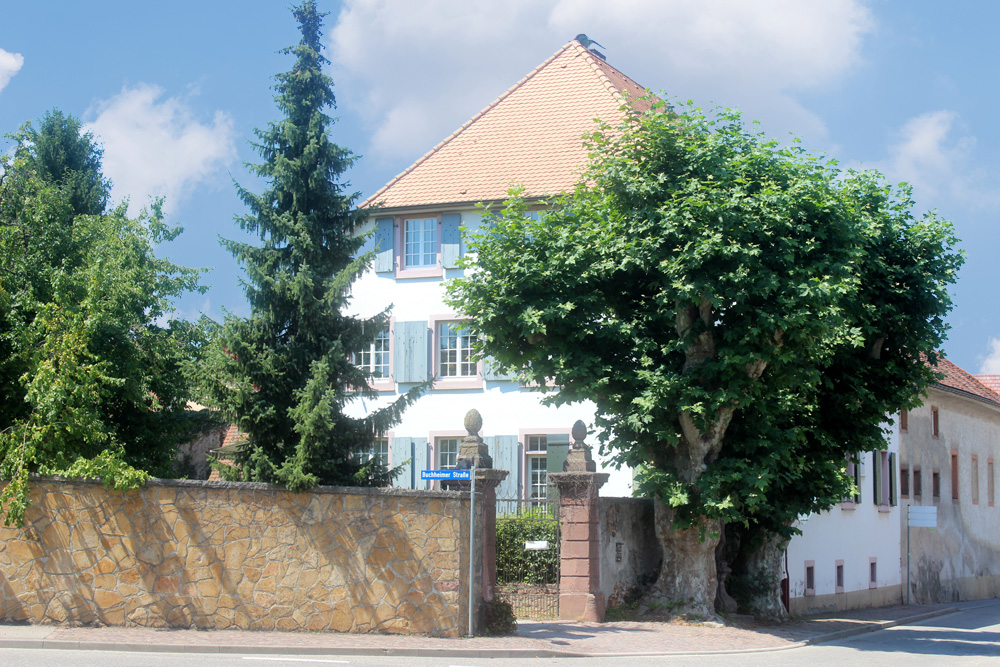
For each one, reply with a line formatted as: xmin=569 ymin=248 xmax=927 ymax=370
xmin=908 ymin=505 xmax=937 ymax=528
xmin=525 ymin=540 xmax=550 ymax=550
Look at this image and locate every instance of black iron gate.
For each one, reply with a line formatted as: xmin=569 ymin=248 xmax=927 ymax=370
xmin=495 ymin=498 xmax=560 ymax=619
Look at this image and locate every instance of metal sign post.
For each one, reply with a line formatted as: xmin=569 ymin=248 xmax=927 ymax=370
xmin=418 ymin=467 xmax=476 ymax=636
xmin=468 ymin=462 xmax=476 ymax=637
xmin=906 ymin=505 xmax=937 ymax=605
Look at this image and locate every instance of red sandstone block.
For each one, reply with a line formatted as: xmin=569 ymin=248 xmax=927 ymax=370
xmin=561 ymin=559 xmax=597 ymax=578
xmin=561 ymin=523 xmax=597 ymax=542
xmin=560 ymin=540 xmax=595 ymax=560
xmin=559 ymin=593 xmax=589 ymax=621
xmin=559 ymin=575 xmax=592 ymax=593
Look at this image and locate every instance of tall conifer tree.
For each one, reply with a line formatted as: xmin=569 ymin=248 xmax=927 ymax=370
xmin=216 ymin=1 xmax=421 ymax=489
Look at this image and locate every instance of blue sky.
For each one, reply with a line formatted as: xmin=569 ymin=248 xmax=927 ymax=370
xmin=2 ymin=0 xmax=998 ymax=374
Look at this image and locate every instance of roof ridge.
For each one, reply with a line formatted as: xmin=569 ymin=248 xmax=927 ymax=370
xmin=362 ymin=41 xmax=580 ymax=209
xmin=580 ymin=45 xmax=636 ymax=106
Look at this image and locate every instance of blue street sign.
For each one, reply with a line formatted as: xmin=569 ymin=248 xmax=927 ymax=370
xmin=420 ymin=469 xmax=471 ymax=481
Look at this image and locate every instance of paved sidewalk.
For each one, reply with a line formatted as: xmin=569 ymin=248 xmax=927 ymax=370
xmin=0 ymin=602 xmax=960 ymax=658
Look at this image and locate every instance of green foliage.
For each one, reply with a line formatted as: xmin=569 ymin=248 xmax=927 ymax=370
xmin=210 ymin=1 xmax=423 ymax=490
xmin=496 ymin=508 xmax=559 ymax=585
xmin=483 ymin=596 xmax=518 ymax=635
xmin=0 ymin=112 xmax=207 ymax=525
xmin=449 ymin=99 xmax=962 ymax=535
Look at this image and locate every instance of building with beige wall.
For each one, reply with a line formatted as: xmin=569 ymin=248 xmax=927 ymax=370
xmin=899 ymin=359 xmax=1000 ymax=603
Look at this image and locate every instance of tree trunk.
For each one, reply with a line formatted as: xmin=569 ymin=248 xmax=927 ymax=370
xmin=643 ymin=500 xmax=721 ymax=620
xmin=714 ymin=523 xmax=738 ymax=614
xmin=739 ymin=529 xmax=789 ymax=623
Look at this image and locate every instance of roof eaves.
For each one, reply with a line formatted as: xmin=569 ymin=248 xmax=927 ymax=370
xmin=361 ymin=41 xmax=579 ymax=210
xmin=934 ymin=382 xmax=1000 ymax=410
xmin=364 ymin=194 xmax=557 ymax=217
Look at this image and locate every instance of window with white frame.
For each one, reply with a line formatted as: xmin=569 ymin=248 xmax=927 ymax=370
xmin=526 ymin=435 xmax=548 ymax=502
xmin=354 ymin=326 xmax=390 ymax=379
xmin=403 ymin=218 xmax=438 ymax=268
xmin=357 ymin=437 xmax=389 ymax=465
xmin=438 ymin=322 xmax=477 ymax=377
xmin=438 ymin=437 xmax=460 ymax=470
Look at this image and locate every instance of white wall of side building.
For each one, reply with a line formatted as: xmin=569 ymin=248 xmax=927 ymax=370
xmin=345 ymin=210 xmax=633 ymax=499
xmin=785 ymin=418 xmax=903 ymax=615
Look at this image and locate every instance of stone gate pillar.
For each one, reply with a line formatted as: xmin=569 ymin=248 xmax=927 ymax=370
xmin=453 ymin=410 xmax=508 ymax=624
xmin=548 ymin=420 xmax=608 ymax=622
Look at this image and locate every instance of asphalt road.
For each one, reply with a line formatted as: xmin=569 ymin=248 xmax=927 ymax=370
xmin=3 ymin=601 xmax=998 ymax=667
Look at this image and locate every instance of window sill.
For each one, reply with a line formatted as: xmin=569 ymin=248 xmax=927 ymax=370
xmin=395 ymin=265 xmax=443 ymax=279
xmin=878 ymin=504 xmax=892 ymax=513
xmin=433 ymin=376 xmax=484 ymax=391
xmin=840 ymin=501 xmax=856 ymax=511
xmin=370 ymin=378 xmax=395 ymax=392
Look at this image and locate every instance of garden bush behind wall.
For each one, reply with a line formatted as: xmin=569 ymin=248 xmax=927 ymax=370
xmin=0 ymin=478 xmax=478 ymax=636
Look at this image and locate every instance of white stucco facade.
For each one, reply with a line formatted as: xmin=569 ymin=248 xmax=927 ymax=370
xmin=785 ymin=418 xmax=903 ymax=614
xmin=345 ymin=210 xmax=633 ymax=499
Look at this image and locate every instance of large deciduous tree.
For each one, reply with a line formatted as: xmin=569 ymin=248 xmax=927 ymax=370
xmin=212 ymin=1 xmax=421 ymax=490
xmin=447 ymin=102 xmax=961 ymax=618
xmin=0 ymin=112 xmax=207 ymax=525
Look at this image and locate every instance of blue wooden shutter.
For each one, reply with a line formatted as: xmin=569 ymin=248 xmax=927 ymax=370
xmin=413 ymin=437 xmax=430 ymax=490
xmin=394 ymin=321 xmax=428 ymax=383
xmin=391 ymin=437 xmax=412 ymax=489
xmin=483 ymin=356 xmax=516 ymax=381
xmin=486 ymin=435 xmax=520 ymax=499
xmin=546 ymin=434 xmax=570 ymax=475
xmin=374 ymin=217 xmax=394 ymax=273
xmin=441 ymin=213 xmax=461 ymax=268
xmin=546 ymin=433 xmax=570 ymax=503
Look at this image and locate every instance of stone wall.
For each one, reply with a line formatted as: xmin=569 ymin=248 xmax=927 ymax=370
xmin=0 ymin=478 xmax=480 ymax=636
xmin=597 ymin=497 xmax=661 ymax=609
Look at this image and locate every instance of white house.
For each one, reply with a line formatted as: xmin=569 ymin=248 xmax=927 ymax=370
xmin=345 ymin=39 xmax=650 ymax=499
xmin=787 ymin=356 xmax=1000 ymax=614
xmin=785 ymin=421 xmax=902 ymax=614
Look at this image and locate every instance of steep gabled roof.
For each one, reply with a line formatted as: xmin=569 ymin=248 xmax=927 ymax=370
xmin=934 ymin=358 xmax=1000 ymax=407
xmin=974 ymin=374 xmax=1000 ymax=395
xmin=362 ymin=40 xmax=651 ymax=211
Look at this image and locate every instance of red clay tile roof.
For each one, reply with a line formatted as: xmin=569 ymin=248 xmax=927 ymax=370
xmin=934 ymin=358 xmax=1000 ymax=406
xmin=974 ymin=374 xmax=1000 ymax=395
xmin=362 ymin=40 xmax=652 ymax=211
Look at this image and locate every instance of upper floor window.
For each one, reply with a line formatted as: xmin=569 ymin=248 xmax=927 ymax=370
xmin=354 ymin=326 xmax=391 ymax=379
xmin=439 ymin=322 xmax=477 ymax=378
xmin=404 ymin=217 xmax=438 ymax=268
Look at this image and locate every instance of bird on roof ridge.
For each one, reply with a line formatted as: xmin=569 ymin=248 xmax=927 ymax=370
xmin=575 ymin=33 xmax=605 ymax=50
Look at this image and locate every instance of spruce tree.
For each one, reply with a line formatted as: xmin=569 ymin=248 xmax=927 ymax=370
xmin=216 ymin=1 xmax=421 ymax=490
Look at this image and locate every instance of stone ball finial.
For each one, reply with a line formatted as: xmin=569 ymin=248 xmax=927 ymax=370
xmin=572 ymin=419 xmax=587 ymax=444
xmin=464 ymin=409 xmax=483 ymax=435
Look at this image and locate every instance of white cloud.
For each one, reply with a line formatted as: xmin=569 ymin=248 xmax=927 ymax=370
xmin=85 ymin=84 xmax=237 ymax=214
xmin=0 ymin=48 xmax=24 ymax=94
xmin=329 ymin=0 xmax=874 ymax=162
xmin=979 ymin=338 xmax=1000 ymax=374
xmin=883 ymin=110 xmax=1000 ymax=209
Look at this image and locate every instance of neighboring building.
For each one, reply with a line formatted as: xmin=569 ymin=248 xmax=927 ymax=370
xmin=785 ymin=418 xmax=903 ymax=615
xmin=899 ymin=360 xmax=1000 ymax=603
xmin=345 ymin=39 xmax=652 ymax=499
xmin=787 ymin=356 xmax=1000 ymax=614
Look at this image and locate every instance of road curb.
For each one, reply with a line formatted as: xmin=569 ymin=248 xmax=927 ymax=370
xmin=801 ymin=607 xmax=959 ymax=646
xmin=0 ymin=608 xmax=961 ymax=659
